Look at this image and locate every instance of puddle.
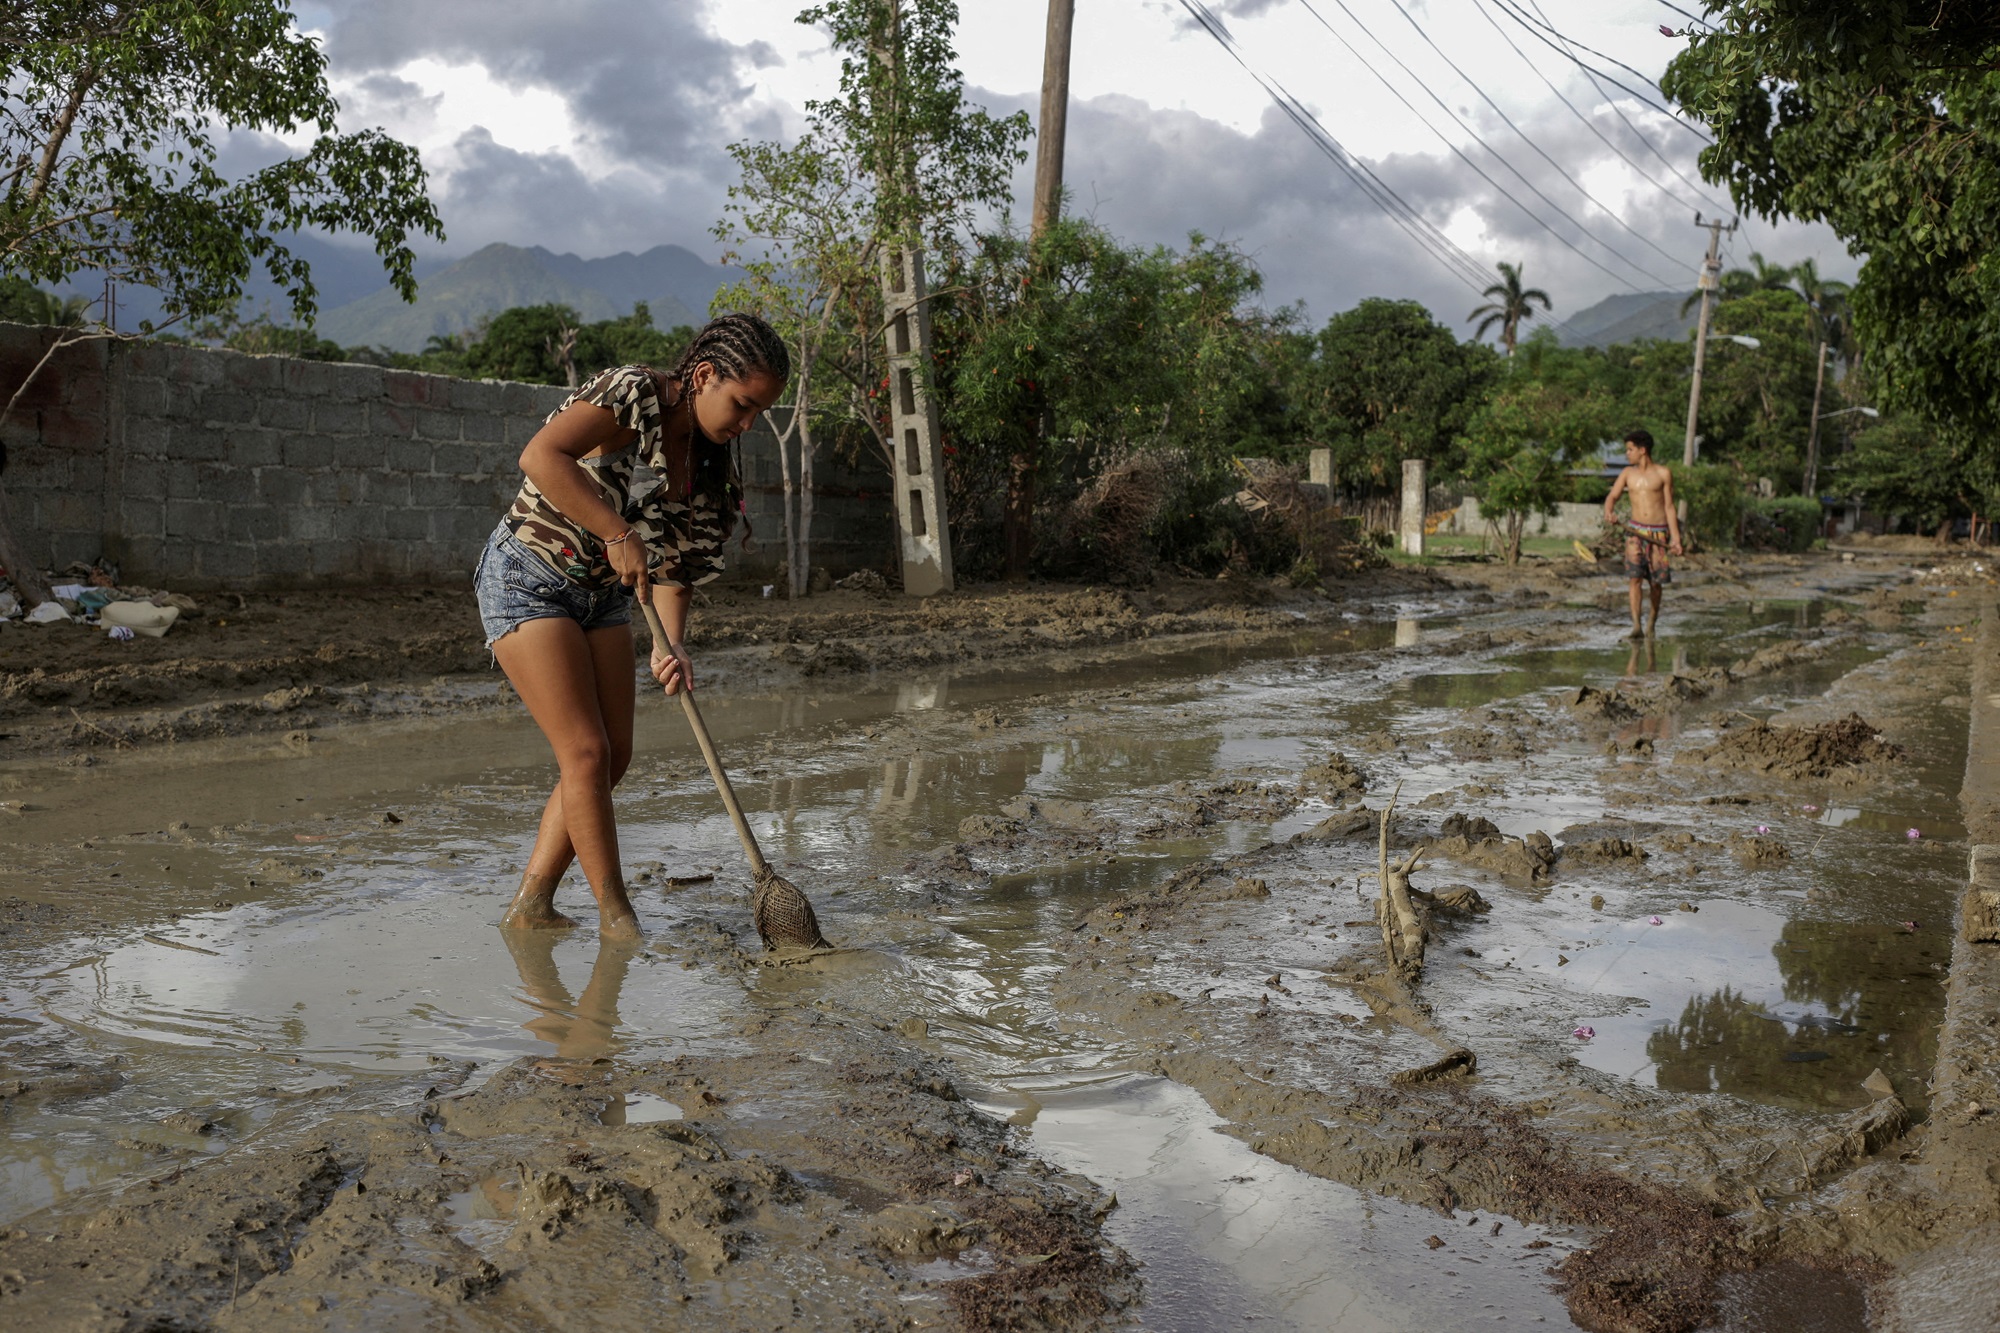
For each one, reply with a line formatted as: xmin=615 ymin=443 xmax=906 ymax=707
xmin=1023 ymin=1074 xmax=1578 ymax=1331
xmin=0 ymin=576 xmax=1952 ymax=1326
xmin=602 ymin=1091 xmax=683 ymax=1125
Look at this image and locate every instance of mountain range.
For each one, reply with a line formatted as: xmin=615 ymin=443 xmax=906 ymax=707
xmin=1552 ymin=290 xmax=1698 ymax=349
xmin=60 ymin=237 xmax=740 ymax=352
xmin=313 ymin=242 xmax=741 ymax=351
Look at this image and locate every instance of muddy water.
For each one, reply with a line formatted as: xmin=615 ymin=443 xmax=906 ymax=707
xmin=1 ymin=583 xmax=1955 ymax=1328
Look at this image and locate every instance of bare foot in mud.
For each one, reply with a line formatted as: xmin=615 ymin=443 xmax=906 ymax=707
xmin=499 ymin=872 xmax=579 ymax=930
xmin=595 ymin=882 xmax=644 ymax=942
xmin=1627 ymin=623 xmax=1646 ymax=639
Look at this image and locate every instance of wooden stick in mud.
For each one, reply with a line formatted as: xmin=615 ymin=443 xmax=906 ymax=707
xmin=1375 ymin=782 xmax=1429 ymax=979
xmin=637 ymin=598 xmax=766 ymax=875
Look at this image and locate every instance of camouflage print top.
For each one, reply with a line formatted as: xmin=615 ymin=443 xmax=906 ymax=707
xmin=502 ymin=365 xmax=740 ymax=590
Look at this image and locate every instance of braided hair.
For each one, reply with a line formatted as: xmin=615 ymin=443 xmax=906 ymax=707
xmin=660 ymin=312 xmax=789 ymax=551
xmin=667 ymin=312 xmax=790 ymax=388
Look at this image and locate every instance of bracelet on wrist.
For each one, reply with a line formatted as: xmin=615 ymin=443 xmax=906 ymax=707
xmin=604 ymin=528 xmax=636 ymax=547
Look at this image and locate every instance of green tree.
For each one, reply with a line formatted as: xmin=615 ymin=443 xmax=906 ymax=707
xmin=1298 ymin=298 xmax=1498 ymax=492
xmin=0 ymin=274 xmax=90 ymax=326
xmin=1457 ymin=348 xmax=1617 ymax=563
xmin=2 ymin=1 xmax=441 ymax=336
xmin=1661 ymin=3 xmax=2000 ymax=492
xmin=1 ymin=0 xmax=441 ymax=607
xmin=717 ymin=0 xmax=1030 ymax=594
xmin=1467 ymin=261 xmax=1551 ymax=356
xmin=935 ymin=219 xmax=1296 ymax=577
xmin=1698 ymin=288 xmax=1819 ymax=488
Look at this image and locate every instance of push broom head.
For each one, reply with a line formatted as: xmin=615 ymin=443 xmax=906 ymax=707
xmin=751 ymin=867 xmax=831 ymax=950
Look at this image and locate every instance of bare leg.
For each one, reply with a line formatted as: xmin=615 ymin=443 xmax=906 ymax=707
xmin=1647 ymin=583 xmax=1663 ymax=636
xmin=493 ymin=618 xmax=641 ymax=940
xmin=505 ymin=624 xmax=638 ymax=928
xmin=1626 ymin=578 xmax=1645 ymax=637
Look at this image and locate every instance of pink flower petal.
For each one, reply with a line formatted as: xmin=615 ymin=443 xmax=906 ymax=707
xmin=1648 ymin=915 xmax=1664 ymax=925
xmin=1572 ymin=1026 xmax=1595 ymax=1040
xmin=1907 ymin=828 xmax=1921 ymax=839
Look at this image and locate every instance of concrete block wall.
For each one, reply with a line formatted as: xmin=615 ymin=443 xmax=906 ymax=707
xmin=0 ymin=320 xmax=894 ymax=590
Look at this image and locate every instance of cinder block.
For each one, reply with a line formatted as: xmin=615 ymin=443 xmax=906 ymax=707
xmin=280 ymin=435 xmax=335 ymax=470
xmin=223 ymin=353 xmax=282 ymax=391
xmin=325 ymin=475 xmax=363 ymax=505
xmin=165 ymin=498 xmax=225 ymax=537
xmin=370 ymin=402 xmax=415 ymax=437
xmin=120 ymin=458 xmax=167 ymax=496
xmin=116 ymin=536 xmax=172 ymax=583
xmin=49 ymin=531 xmax=104 ymax=569
xmin=430 ymin=442 xmax=488 ymax=476
xmin=411 ymin=474 xmax=461 ymax=508
xmin=387 ymin=439 xmax=432 ymax=473
xmin=196 ymin=463 xmax=251 ymax=503
xmin=257 ymin=396 xmax=312 ymax=432
xmin=165 ymin=381 xmax=205 ymax=420
xmin=120 ymin=497 xmax=166 ymax=537
xmin=291 ymin=508 xmax=336 ymax=541
xmin=385 ymin=373 xmax=438 ymax=407
xmin=121 ymin=416 xmax=173 ymax=455
xmin=459 ymin=412 xmax=506 ymax=444
xmin=121 ymin=376 xmax=167 ymax=416
xmin=449 ymin=379 xmax=509 ymax=413
xmin=227 ymin=429 xmax=283 ymax=469
xmin=414 ymin=408 xmax=463 ymax=441
xmin=227 ymin=505 xmax=283 ymax=543
xmin=37 ymin=491 xmax=100 ymax=530
xmin=363 ymin=472 xmax=412 ymax=507
xmin=385 ymin=508 xmax=430 ymax=541
xmin=341 ymin=505 xmax=387 ymax=541
xmin=164 ymin=461 xmax=200 ymax=499
xmin=312 ymin=400 xmax=367 ymax=435
xmin=174 ymin=425 xmax=230 ymax=463
xmin=199 ymin=392 xmax=257 ymax=426
xmin=257 ymin=469 xmax=311 ymax=507
xmin=307 ymin=539 xmax=363 ymax=580
xmin=121 ymin=343 xmax=172 ymax=378
xmin=435 ymin=506 xmax=499 ymax=544
xmin=503 ymin=416 xmax=542 ymax=448
xmin=256 ymin=542 xmax=310 ymax=580
xmin=184 ymin=351 xmax=228 ymax=386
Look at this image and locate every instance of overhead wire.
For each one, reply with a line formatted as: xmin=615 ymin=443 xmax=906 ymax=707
xmin=1294 ymin=0 xmax=1672 ymax=293
xmin=1175 ymin=0 xmax=1595 ymax=344
xmin=1373 ymin=0 xmax=1698 ymax=279
xmin=1517 ymin=0 xmax=1754 ymax=244
xmin=1653 ymin=0 xmax=1715 ymax=32
xmin=1469 ymin=0 xmax=1727 ymax=219
xmin=1483 ymin=0 xmax=1710 ymax=140
xmin=1173 ymin=0 xmax=1494 ymax=296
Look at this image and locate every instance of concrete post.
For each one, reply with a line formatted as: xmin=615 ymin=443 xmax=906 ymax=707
xmin=1309 ymin=447 xmax=1332 ymax=489
xmin=879 ymin=246 xmax=954 ymax=595
xmin=1399 ymin=458 xmax=1427 ymax=557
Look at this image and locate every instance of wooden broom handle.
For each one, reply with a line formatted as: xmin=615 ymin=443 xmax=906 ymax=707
xmin=639 ymin=598 xmax=769 ymax=877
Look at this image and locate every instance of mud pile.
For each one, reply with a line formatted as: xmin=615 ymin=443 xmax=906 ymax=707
xmin=1679 ymin=713 xmax=1904 ymax=781
xmin=0 ymin=1015 xmax=1135 ymax=1331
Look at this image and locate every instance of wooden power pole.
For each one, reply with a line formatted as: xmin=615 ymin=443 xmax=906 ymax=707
xmin=1682 ymin=213 xmax=1736 ymax=466
xmin=1032 ymin=0 xmax=1075 ymax=239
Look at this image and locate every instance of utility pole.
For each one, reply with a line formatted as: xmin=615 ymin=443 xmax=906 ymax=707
xmin=1031 ymin=0 xmax=1074 ymax=240
xmin=1801 ymin=339 xmax=1830 ymax=497
xmin=1681 ymin=213 xmax=1736 ymax=466
xmin=873 ymin=1 xmax=954 ymax=595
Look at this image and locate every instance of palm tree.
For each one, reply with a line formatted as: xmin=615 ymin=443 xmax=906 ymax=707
xmin=1468 ymin=262 xmax=1552 ymax=356
xmin=1680 ymin=250 xmax=1795 ymax=317
xmin=1789 ymin=258 xmax=1857 ymax=366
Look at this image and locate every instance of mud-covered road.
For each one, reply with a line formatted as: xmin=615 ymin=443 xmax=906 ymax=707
xmin=3 ymin=544 xmax=1995 ymax=1331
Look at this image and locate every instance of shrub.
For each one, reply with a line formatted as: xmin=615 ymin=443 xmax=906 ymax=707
xmin=1665 ymin=462 xmax=1745 ymax=550
xmin=1744 ymin=495 xmax=1824 ymax=551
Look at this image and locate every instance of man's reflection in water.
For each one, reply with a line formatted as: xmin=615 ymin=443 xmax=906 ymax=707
xmin=1624 ymin=636 xmax=1658 ymax=680
xmin=501 ymin=929 xmax=638 ymax=1061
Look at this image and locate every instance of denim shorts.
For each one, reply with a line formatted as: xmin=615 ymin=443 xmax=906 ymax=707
xmin=474 ymin=523 xmax=633 ymax=650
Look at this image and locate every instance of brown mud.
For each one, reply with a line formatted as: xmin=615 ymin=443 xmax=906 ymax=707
xmin=2 ymin=544 xmax=1996 ymax=1331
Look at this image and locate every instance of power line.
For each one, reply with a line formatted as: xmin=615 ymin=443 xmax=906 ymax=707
xmin=1173 ymin=1 xmax=1493 ymax=295
xmin=1469 ymin=0 xmax=1726 ymax=220
xmin=1295 ymin=0 xmax=1673 ymax=292
xmin=1484 ymin=0 xmax=1710 ymax=140
xmin=1374 ymin=0 xmax=1698 ymax=279
xmin=1653 ymin=0 xmax=1714 ymax=31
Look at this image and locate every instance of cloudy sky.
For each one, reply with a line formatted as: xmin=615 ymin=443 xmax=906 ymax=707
xmin=284 ymin=0 xmax=1855 ymax=330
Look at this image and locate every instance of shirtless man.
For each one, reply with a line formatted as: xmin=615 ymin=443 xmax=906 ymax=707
xmin=1602 ymin=428 xmax=1684 ymax=638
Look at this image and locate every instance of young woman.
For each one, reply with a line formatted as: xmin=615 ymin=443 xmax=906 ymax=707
xmin=474 ymin=313 xmax=789 ymax=939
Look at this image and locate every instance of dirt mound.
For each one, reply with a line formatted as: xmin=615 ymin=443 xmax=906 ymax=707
xmin=1678 ymin=713 xmax=1903 ymax=781
xmin=1299 ymin=752 xmax=1367 ymax=801
xmin=1138 ymin=779 xmax=1297 ymax=837
xmin=1729 ymin=833 xmax=1791 ymax=866
xmin=1563 ymin=837 xmax=1648 ymax=865
xmin=1420 ymin=827 xmax=1556 ymax=883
